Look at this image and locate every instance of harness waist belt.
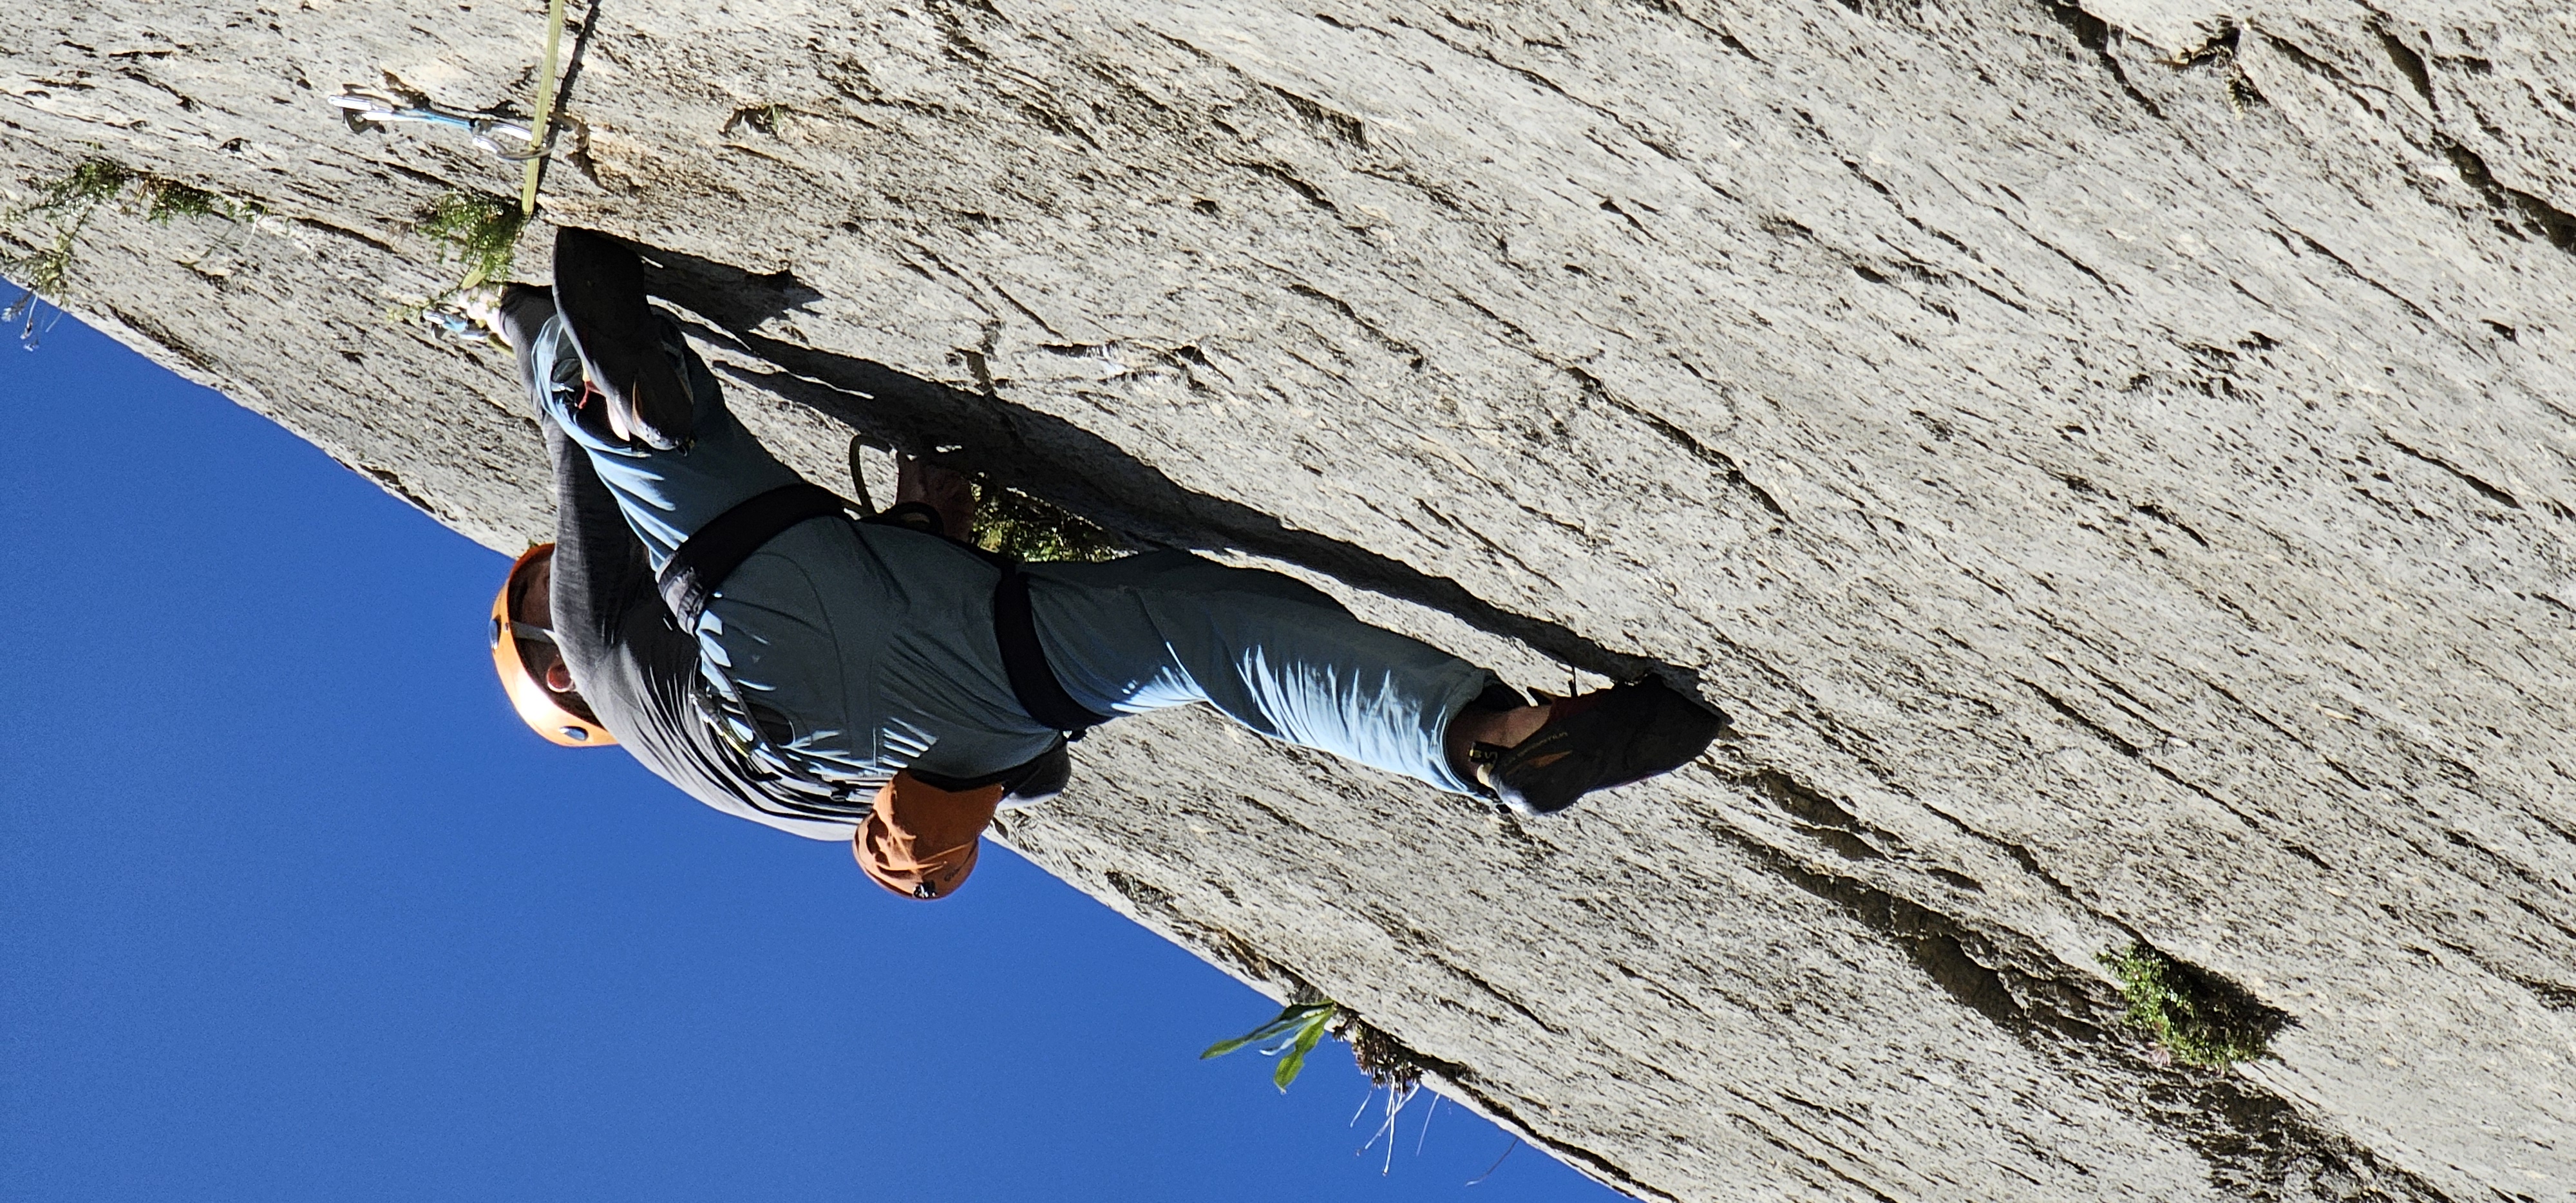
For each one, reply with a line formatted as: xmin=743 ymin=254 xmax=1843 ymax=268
xmin=656 ymin=482 xmax=848 ymax=627
xmin=656 ymin=480 xmax=1111 ymax=739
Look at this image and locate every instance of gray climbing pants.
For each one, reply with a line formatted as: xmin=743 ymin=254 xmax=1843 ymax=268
xmin=527 ymin=311 xmax=1495 ymax=806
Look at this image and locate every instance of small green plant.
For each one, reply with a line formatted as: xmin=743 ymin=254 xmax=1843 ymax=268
xmin=1206 ymin=1001 xmax=1436 ymax=1173
xmin=2099 ymin=942 xmax=2279 ymax=1067
xmin=3 ymin=160 xmax=124 ymax=301
xmin=139 ymin=178 xmax=243 ymax=223
xmin=1201 ymin=1001 xmax=1428 ymax=1096
xmin=4 ymin=157 xmax=261 ymax=346
xmin=399 ymin=189 xmax=527 ymax=318
xmin=1202 ymin=1001 xmax=1339 ymax=1092
xmin=728 ymin=103 xmax=789 ymax=137
xmin=971 ymin=481 xmax=1126 ymax=563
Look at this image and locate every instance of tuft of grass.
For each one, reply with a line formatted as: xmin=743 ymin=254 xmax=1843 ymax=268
xmin=5 ymin=157 xmax=260 ymax=346
xmin=1200 ymin=1001 xmax=1428 ymax=1095
xmin=2098 ymin=942 xmax=2280 ymax=1068
xmin=1202 ymin=1001 xmax=1338 ymax=1092
xmin=971 ymin=481 xmax=1126 ymax=563
xmin=400 ymin=190 xmax=527 ymax=318
xmin=1204 ymin=999 xmax=1437 ymax=1173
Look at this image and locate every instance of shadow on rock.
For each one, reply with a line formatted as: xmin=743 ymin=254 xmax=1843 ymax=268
xmin=634 ymin=240 xmax=1710 ymax=703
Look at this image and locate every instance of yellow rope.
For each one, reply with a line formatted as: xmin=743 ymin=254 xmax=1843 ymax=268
xmin=519 ymin=0 xmax=569 ymax=216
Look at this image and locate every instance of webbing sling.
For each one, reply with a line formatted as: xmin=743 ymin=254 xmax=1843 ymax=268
xmin=654 ymin=481 xmax=1110 ymax=739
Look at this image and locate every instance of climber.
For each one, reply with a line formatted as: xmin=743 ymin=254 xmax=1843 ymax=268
xmin=484 ymin=227 xmax=1726 ymax=900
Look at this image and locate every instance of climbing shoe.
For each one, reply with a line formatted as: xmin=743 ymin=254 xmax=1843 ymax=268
xmin=552 ymin=227 xmax=694 ymax=450
xmin=1470 ymin=678 xmax=1725 ymax=817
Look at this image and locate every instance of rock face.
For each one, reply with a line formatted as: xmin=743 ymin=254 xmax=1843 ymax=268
xmin=9 ymin=0 xmax=2574 ymax=1197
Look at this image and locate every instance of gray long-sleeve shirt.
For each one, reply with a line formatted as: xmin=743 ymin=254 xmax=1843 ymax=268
xmin=519 ymin=315 xmax=869 ymax=841
xmin=544 ymin=416 xmax=871 ymax=840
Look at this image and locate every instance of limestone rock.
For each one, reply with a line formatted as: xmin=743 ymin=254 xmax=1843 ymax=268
xmin=7 ymin=0 xmax=2572 ymax=1198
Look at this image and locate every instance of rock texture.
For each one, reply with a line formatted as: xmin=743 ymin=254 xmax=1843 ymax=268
xmin=8 ymin=0 xmax=2574 ymax=1198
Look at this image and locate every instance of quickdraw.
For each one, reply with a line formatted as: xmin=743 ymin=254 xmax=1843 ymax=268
xmin=330 ymin=86 xmax=556 ymax=161
xmin=336 ymin=0 xmax=576 ymax=214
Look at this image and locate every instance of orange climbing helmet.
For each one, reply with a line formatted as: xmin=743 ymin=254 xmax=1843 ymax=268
xmin=490 ymin=544 xmax=617 ymax=748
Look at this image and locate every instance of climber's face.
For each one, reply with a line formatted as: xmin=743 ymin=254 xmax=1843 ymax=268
xmin=510 ymin=553 xmax=583 ymax=703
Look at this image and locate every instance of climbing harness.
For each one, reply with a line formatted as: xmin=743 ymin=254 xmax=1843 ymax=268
xmin=330 ymin=87 xmax=551 ymax=160
xmin=654 ymin=480 xmax=1111 ymax=741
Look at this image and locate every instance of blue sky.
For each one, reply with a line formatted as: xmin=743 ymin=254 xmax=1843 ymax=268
xmin=0 ymin=310 xmax=1615 ymax=1202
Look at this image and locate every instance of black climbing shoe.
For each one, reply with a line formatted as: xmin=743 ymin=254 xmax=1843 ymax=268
xmin=1470 ymin=678 xmax=1726 ymax=817
xmin=552 ymin=227 xmax=694 ymax=450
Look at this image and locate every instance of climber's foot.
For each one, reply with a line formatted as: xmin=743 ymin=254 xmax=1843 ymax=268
xmin=552 ymin=227 xmax=693 ymax=450
xmin=1467 ymin=678 xmax=1725 ymax=817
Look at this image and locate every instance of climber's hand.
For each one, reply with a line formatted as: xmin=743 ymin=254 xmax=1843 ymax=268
xmin=897 ymin=456 xmax=978 ymax=544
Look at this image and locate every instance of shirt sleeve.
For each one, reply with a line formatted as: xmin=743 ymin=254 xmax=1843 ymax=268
xmin=544 ymin=415 xmax=658 ymax=668
xmin=500 ymin=287 xmax=652 ymax=666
